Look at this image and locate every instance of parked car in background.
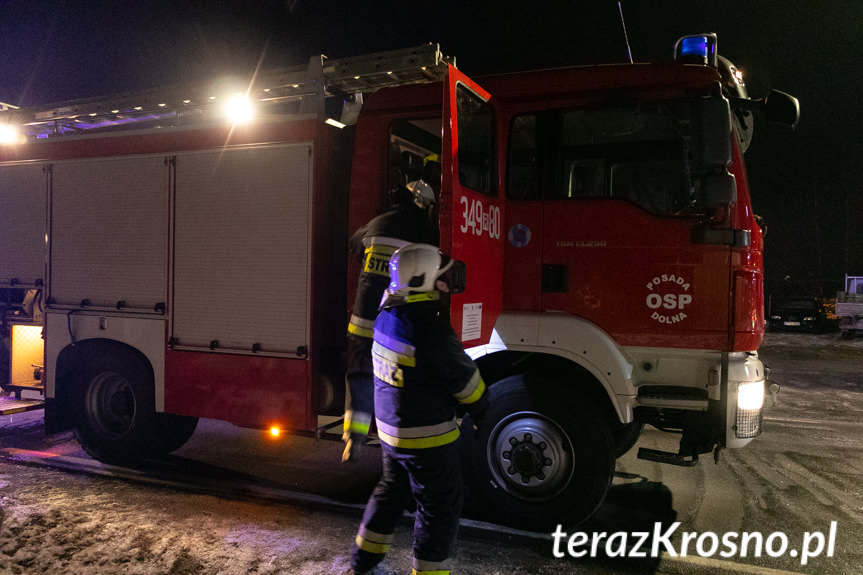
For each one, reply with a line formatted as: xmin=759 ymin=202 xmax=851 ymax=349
xmin=768 ymin=299 xmax=822 ymax=332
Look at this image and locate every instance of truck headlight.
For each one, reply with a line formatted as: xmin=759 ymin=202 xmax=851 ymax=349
xmin=735 ymin=380 xmax=765 ymax=438
xmin=738 ymin=380 xmax=765 ymax=410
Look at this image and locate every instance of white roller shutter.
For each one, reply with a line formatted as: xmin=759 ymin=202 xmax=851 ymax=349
xmin=0 ymin=163 xmax=47 ymax=286
xmin=49 ymin=156 xmax=169 ymax=311
xmin=171 ymin=144 xmax=312 ymax=355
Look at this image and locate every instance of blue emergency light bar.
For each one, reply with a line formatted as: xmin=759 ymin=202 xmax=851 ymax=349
xmin=674 ymin=33 xmax=718 ymax=67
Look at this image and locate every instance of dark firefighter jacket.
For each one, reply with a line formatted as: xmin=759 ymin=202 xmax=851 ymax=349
xmin=347 ymin=201 xmax=436 ymax=339
xmin=372 ymin=297 xmax=488 ymax=449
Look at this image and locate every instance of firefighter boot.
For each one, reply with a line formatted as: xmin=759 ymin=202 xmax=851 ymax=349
xmin=342 ymin=432 xmax=365 ymax=463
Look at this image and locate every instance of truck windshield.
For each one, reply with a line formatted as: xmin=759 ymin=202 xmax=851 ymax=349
xmin=509 ymin=101 xmax=703 ymax=215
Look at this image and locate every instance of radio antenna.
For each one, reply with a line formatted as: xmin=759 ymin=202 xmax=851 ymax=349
xmin=617 ymin=1 xmax=634 ymax=63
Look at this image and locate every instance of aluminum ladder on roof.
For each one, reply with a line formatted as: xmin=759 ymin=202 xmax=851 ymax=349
xmin=2 ymin=43 xmax=455 ymax=137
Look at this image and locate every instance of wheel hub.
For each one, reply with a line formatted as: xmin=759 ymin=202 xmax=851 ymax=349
xmin=488 ymin=412 xmax=575 ymax=501
xmin=504 ymin=433 xmax=553 ymax=483
xmin=84 ymin=371 xmax=137 ymax=439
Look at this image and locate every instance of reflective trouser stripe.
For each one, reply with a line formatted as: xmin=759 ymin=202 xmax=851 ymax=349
xmin=355 ymin=526 xmax=394 ymax=555
xmin=375 ymin=417 xmax=460 ymax=449
xmin=453 ymin=368 xmax=485 ymax=405
xmin=413 ymin=557 xmax=453 ymax=574
xmin=348 ymin=315 xmax=375 ymax=339
xmin=344 ymin=409 xmax=372 ymax=436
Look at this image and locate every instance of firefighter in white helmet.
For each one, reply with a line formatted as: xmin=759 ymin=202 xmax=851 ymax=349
xmin=342 ymin=181 xmax=438 ymax=463
xmin=350 ymin=243 xmax=488 ymax=575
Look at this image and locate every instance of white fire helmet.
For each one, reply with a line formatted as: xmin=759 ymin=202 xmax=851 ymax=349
xmin=406 ymin=179 xmax=436 ymax=209
xmin=381 ymin=244 xmax=464 ymax=307
xmin=389 ymin=243 xmax=451 ymax=294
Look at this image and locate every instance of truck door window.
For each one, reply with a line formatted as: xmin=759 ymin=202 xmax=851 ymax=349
xmin=456 ymin=84 xmax=495 ymax=196
xmin=507 ymin=115 xmax=540 ymax=200
xmin=608 ymin=143 xmax=690 ymax=213
xmin=388 ymin=117 xmax=442 ymax=193
xmin=542 ymin=103 xmax=703 ymax=215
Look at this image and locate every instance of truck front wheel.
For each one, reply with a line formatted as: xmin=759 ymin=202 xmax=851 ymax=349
xmin=613 ymin=421 xmax=644 ymax=458
xmin=462 ymin=374 xmax=614 ymax=531
xmin=73 ymin=351 xmax=197 ymax=465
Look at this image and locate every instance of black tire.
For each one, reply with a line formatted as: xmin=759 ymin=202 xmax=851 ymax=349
xmin=462 ymin=374 xmax=615 ymax=531
xmin=73 ymin=350 xmax=197 ymax=465
xmin=613 ymin=421 xmax=644 ymax=458
xmin=153 ymin=413 xmax=199 ymax=454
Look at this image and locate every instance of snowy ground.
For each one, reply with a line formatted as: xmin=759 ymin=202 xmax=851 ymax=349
xmin=0 ymin=332 xmax=860 ymax=574
xmin=0 ymin=461 xmax=369 ymax=575
xmin=0 ymin=417 xmax=561 ymax=575
xmin=759 ymin=331 xmax=863 ymax=422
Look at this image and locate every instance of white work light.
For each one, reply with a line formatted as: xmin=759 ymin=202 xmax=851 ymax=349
xmin=222 ymin=94 xmax=255 ymax=124
xmin=0 ymin=124 xmax=20 ymax=144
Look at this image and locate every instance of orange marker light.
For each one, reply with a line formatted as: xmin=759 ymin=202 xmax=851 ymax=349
xmin=269 ymin=427 xmax=281 ymax=437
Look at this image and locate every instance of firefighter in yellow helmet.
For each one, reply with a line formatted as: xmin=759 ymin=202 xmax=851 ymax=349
xmin=350 ymin=243 xmax=488 ymax=575
xmin=342 ymin=181 xmax=438 ymax=462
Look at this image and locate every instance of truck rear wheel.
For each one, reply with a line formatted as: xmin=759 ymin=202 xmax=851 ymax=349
xmin=73 ymin=351 xmax=197 ymax=465
xmin=462 ymin=374 xmax=614 ymax=531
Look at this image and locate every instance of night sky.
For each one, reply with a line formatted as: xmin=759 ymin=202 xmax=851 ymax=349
xmin=1 ymin=0 xmax=861 ymax=297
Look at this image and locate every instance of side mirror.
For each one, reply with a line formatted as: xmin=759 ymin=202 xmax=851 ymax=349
xmin=764 ymin=90 xmax=800 ymax=130
xmin=698 ymin=96 xmax=733 ymax=168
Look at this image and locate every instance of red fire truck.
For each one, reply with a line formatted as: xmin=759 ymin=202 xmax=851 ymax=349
xmin=0 ymin=35 xmax=798 ymax=529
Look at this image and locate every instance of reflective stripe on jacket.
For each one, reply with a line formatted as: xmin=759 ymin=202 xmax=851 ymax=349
xmin=348 ymin=236 xmax=410 ymax=339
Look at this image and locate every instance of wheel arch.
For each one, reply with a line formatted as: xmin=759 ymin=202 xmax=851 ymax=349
xmin=44 ymin=312 xmax=167 ymax=434
xmin=467 ymin=312 xmax=635 ymax=425
xmin=48 ymin=338 xmax=153 ymax=433
xmin=474 ymin=350 xmax=625 ymax=428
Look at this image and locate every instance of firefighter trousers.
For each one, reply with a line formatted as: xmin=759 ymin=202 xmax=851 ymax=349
xmin=344 ymin=333 xmax=375 ymax=439
xmin=351 ymin=441 xmax=463 ymax=574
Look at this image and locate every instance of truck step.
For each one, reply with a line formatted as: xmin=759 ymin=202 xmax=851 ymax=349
xmin=637 ymin=388 xmax=709 ymax=410
xmin=0 ymin=396 xmax=45 ymax=416
xmin=637 ymin=447 xmax=698 ymax=467
xmin=4 ymin=382 xmax=45 ymax=393
xmin=2 ymin=382 xmax=45 ymax=401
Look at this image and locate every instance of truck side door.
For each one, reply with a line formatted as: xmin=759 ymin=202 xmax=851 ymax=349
xmin=537 ymin=103 xmax=733 ymax=350
xmin=439 ymin=66 xmax=503 ymax=346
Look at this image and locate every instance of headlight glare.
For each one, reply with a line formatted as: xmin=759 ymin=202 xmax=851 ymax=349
xmin=738 ymin=380 xmax=765 ymax=410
